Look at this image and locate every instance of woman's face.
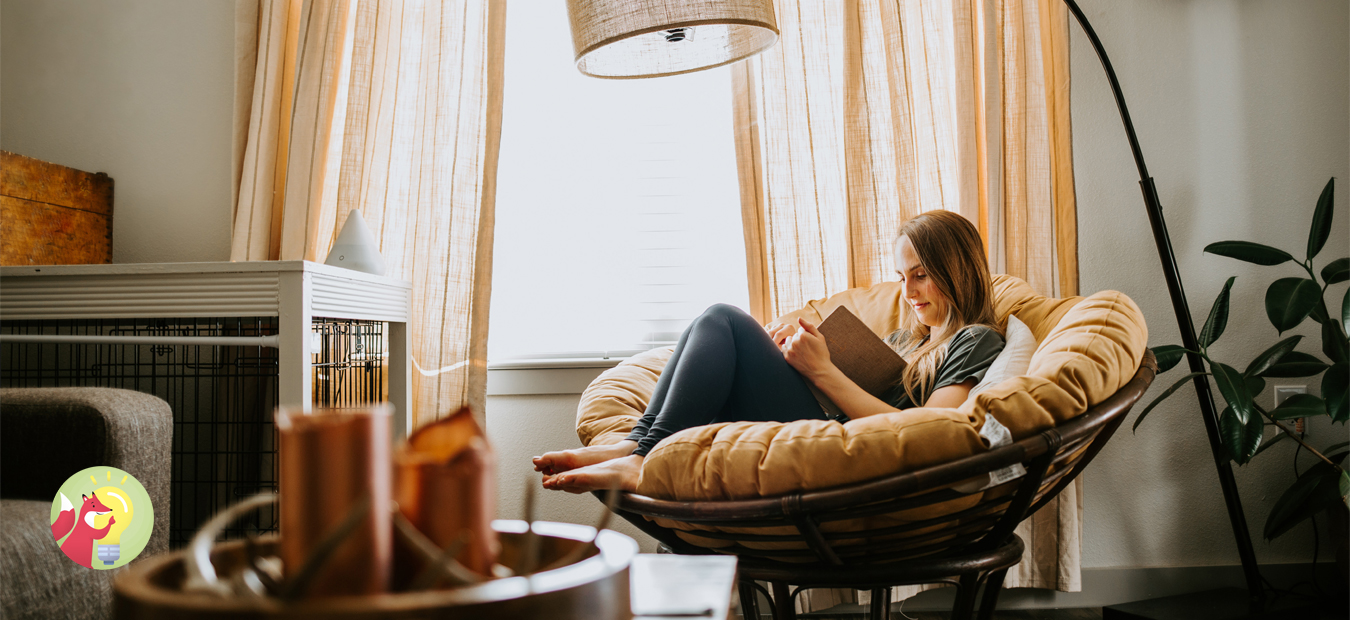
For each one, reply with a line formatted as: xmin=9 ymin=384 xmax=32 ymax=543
xmin=894 ymin=235 xmax=949 ymax=328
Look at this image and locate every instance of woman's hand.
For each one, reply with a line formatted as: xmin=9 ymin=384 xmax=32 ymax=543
xmin=765 ymin=321 xmax=799 ymax=346
xmin=782 ymin=318 xmax=835 ymax=381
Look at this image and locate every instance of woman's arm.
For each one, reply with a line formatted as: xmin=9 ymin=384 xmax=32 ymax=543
xmin=802 ymin=365 xmax=899 ymax=420
xmin=782 ymin=318 xmax=978 ymax=420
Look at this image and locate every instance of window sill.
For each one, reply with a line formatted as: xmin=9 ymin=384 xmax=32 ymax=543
xmin=486 ymin=357 xmax=625 ymax=396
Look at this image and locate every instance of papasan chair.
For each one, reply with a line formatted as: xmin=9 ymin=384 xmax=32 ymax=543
xmin=575 ymin=275 xmax=1155 ymax=620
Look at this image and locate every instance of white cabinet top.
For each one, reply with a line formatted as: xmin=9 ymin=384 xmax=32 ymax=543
xmin=1 ymin=261 xmax=411 ymax=321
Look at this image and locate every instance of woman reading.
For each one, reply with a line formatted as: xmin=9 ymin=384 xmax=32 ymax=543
xmin=534 ymin=210 xmax=1006 ymax=493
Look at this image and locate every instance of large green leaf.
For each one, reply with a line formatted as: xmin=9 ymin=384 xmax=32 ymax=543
xmin=1213 ymin=362 xmax=1255 ymax=425
xmin=1245 ymin=375 xmax=1266 ymax=400
xmin=1324 ymin=319 xmax=1349 ymax=364
xmin=1325 ymin=363 xmax=1348 ymax=423
xmin=1343 ymin=286 xmax=1349 ymax=335
xmin=1269 ymin=393 xmax=1327 ymax=420
xmin=1324 ymin=440 xmax=1350 ymax=454
xmin=1133 ymin=371 xmax=1208 ymax=433
xmin=1265 ymin=278 xmax=1321 ymax=333
xmin=1204 ymin=241 xmax=1294 ymax=266
xmin=1265 ymin=459 xmax=1343 ymax=540
xmin=1339 ymin=287 xmax=1350 ymax=337
xmin=1308 ymin=177 xmax=1335 ymax=260
xmin=1219 ymin=405 xmax=1264 ymax=464
xmin=1323 ymin=258 xmax=1350 ymax=285
xmin=1152 ymin=345 xmax=1193 ymax=374
xmin=1261 ymin=351 xmax=1330 ymax=378
xmin=1243 ymin=335 xmax=1303 ymax=378
xmin=1201 ymin=277 xmax=1236 ymax=348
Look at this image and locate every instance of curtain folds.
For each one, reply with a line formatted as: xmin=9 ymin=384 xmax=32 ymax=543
xmin=231 ymin=0 xmax=504 ymax=429
xmin=733 ymin=0 xmax=1079 ymax=610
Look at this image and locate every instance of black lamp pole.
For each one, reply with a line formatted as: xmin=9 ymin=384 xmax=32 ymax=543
xmin=1061 ymin=0 xmax=1266 ymax=612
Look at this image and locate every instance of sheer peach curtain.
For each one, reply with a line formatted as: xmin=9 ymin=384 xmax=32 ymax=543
xmin=733 ymin=0 xmax=1079 ymax=610
xmin=231 ymin=0 xmax=505 ymax=429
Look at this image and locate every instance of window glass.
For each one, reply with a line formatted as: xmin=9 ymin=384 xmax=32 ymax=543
xmin=490 ymin=2 xmax=749 ymax=360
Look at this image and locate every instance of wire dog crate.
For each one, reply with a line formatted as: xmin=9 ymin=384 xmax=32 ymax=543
xmin=0 ymin=261 xmax=413 ymax=549
xmin=0 ymin=317 xmax=386 ymax=547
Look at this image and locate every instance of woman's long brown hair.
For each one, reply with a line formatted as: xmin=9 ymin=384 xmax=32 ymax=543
xmin=895 ymin=210 xmax=998 ymax=405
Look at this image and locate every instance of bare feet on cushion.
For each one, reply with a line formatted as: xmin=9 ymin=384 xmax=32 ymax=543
xmin=541 ymin=455 xmax=643 ymax=494
xmin=532 ymin=440 xmax=638 ymax=476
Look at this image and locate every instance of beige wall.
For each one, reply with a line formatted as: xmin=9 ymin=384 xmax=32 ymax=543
xmin=0 ymin=0 xmax=235 ymax=264
xmin=487 ymin=394 xmax=660 ymax=552
xmin=3 ymin=0 xmax=1346 ymax=577
xmin=1072 ymin=0 xmax=1348 ymax=568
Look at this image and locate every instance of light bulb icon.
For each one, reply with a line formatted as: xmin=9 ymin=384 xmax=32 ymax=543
xmin=93 ymin=486 xmax=133 ymax=566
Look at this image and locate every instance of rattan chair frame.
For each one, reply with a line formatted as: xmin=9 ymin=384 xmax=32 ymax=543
xmin=604 ymin=351 xmax=1157 ymax=620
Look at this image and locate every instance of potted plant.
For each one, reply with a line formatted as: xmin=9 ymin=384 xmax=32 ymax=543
xmin=1135 ymin=178 xmax=1348 ymax=571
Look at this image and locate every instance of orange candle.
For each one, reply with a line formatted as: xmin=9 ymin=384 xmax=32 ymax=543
xmin=395 ymin=406 xmax=499 ymax=579
xmin=277 ymin=404 xmax=392 ymax=597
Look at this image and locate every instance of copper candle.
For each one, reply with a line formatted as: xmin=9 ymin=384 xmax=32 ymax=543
xmin=277 ymin=404 xmax=392 ymax=597
xmin=395 ymin=406 xmax=499 ymax=580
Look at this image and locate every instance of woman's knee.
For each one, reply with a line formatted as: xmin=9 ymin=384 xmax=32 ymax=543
xmin=699 ymin=303 xmax=750 ymax=322
xmin=690 ymin=304 xmax=768 ymax=341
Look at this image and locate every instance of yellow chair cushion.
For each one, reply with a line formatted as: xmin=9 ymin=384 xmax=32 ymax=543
xmin=574 ymin=274 xmax=1148 ymax=502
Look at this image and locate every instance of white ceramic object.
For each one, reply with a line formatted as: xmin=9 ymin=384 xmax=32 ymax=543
xmin=326 ymin=210 xmax=386 ymax=276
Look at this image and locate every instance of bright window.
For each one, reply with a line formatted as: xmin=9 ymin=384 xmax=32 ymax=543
xmin=489 ymin=2 xmax=749 ymax=361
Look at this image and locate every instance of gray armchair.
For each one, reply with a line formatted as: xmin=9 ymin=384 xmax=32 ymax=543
xmin=0 ymin=388 xmax=172 ymax=620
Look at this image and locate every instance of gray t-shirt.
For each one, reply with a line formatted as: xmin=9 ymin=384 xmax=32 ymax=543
xmin=880 ymin=324 xmax=1005 ymax=409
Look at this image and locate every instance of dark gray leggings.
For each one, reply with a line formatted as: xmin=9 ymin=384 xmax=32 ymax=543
xmin=626 ymin=304 xmax=827 ymax=456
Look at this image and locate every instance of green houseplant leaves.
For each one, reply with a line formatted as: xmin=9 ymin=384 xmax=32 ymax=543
xmin=1323 ymin=258 xmax=1349 ymax=285
xmin=1324 ymin=320 xmax=1349 ymax=364
xmin=1268 ymin=394 xmax=1326 ymax=420
xmin=1200 ymin=277 xmax=1235 ymax=348
xmin=1219 ymin=405 xmax=1264 ymax=464
xmin=1307 ymin=178 xmax=1335 ymax=260
xmin=1261 ymin=351 xmax=1329 ymax=378
xmin=1343 ymin=286 xmax=1350 ymax=334
xmin=1265 ymin=278 xmax=1321 ymax=333
xmin=1204 ymin=241 xmax=1293 ymax=266
xmin=1325 ymin=363 xmax=1348 ymax=423
xmin=1343 ymin=286 xmax=1349 ymax=334
xmin=1152 ymin=344 xmax=1190 ymax=373
xmin=1264 ymin=454 xmax=1347 ymax=541
xmin=1138 ymin=177 xmax=1348 ymax=540
xmin=1243 ymin=335 xmax=1302 ymax=377
xmin=1212 ymin=362 xmax=1255 ymax=425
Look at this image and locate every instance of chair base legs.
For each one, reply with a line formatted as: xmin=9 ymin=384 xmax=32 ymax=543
xmin=771 ymin=581 xmax=795 ymax=620
xmin=978 ymin=568 xmax=1011 ymax=620
xmin=737 ymin=573 xmax=1008 ymax=620
xmin=738 ymin=581 xmax=761 ymax=620
xmin=868 ymin=587 xmax=892 ymax=620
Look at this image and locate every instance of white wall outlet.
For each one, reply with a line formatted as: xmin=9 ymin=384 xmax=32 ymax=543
xmin=1273 ymin=385 xmax=1308 ymax=408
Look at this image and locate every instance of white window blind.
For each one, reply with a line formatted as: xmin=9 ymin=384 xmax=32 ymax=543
xmin=489 ymin=1 xmax=749 ymax=362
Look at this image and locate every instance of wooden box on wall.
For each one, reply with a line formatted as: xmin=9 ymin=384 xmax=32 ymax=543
xmin=1 ymin=151 xmax=113 ymax=265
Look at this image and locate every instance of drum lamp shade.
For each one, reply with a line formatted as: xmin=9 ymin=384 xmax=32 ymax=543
xmin=566 ymin=0 xmax=779 ymax=79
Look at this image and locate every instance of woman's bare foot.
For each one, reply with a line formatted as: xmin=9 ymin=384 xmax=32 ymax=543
xmin=541 ymin=455 xmax=644 ymax=494
xmin=532 ymin=440 xmax=637 ymax=476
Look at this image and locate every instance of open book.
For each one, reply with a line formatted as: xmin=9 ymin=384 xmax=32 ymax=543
xmin=805 ymin=305 xmax=908 ymax=420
